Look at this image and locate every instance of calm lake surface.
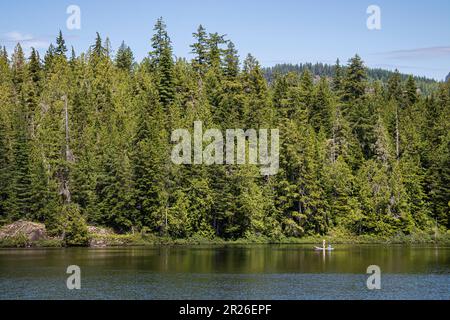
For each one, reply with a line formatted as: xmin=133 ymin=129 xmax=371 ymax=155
xmin=0 ymin=244 xmax=449 ymax=300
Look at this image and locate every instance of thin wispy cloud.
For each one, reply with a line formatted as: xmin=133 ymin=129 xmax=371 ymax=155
xmin=376 ymin=46 xmax=450 ymax=60
xmin=1 ymin=31 xmax=50 ymax=50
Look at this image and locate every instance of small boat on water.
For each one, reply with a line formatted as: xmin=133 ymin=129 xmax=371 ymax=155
xmin=314 ymin=246 xmax=334 ymax=251
xmin=314 ymin=240 xmax=334 ymax=251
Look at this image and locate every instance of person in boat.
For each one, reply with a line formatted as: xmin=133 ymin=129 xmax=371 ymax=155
xmin=315 ymin=240 xmax=331 ymax=251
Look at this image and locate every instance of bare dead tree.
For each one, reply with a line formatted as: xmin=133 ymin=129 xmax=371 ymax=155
xmin=59 ymin=95 xmax=72 ymax=204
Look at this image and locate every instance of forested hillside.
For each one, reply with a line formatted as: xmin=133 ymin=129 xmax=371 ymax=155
xmin=0 ymin=19 xmax=448 ymax=244
xmin=264 ymin=63 xmax=439 ymax=95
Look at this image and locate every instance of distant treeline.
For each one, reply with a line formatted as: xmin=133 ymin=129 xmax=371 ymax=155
xmin=264 ymin=62 xmax=440 ymax=95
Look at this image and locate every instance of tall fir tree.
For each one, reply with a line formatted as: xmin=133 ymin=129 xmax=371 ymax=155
xmin=55 ymin=30 xmax=67 ymax=58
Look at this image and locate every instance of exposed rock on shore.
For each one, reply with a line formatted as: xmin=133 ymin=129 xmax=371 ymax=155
xmin=0 ymin=220 xmax=48 ymax=242
xmin=0 ymin=221 xmax=121 ymax=247
xmin=87 ymin=226 xmax=115 ymax=247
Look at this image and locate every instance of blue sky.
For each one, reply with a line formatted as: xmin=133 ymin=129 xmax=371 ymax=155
xmin=1 ymin=0 xmax=449 ymax=80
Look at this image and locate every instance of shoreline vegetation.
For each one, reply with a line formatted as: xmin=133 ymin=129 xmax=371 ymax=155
xmin=1 ymin=234 xmax=449 ymax=248
xmin=0 ymin=220 xmax=449 ymax=248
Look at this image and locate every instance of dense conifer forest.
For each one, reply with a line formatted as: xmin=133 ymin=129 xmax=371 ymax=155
xmin=0 ymin=18 xmax=448 ymax=244
xmin=263 ymin=63 xmax=439 ymax=95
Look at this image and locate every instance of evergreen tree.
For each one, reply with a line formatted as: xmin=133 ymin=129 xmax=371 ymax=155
xmin=44 ymin=44 xmax=56 ymax=71
xmin=28 ymin=48 xmax=42 ymax=84
xmin=404 ymin=75 xmax=418 ymax=106
xmin=92 ymin=32 xmax=105 ymax=58
xmin=11 ymin=101 xmax=33 ymax=220
xmin=104 ymin=37 xmax=112 ymax=58
xmin=222 ymin=41 xmax=239 ymax=78
xmin=131 ymin=67 xmax=170 ymax=233
xmin=191 ymin=24 xmax=208 ymax=76
xmin=332 ymin=58 xmax=343 ymax=93
xmin=0 ymin=46 xmax=8 ymax=64
xmin=55 ymin=30 xmax=67 ymax=58
xmin=150 ymin=18 xmax=174 ymax=107
xmin=242 ymin=54 xmax=274 ymax=127
xmin=206 ymin=32 xmax=226 ymax=68
xmin=310 ymin=77 xmax=332 ymax=133
xmin=387 ymin=69 xmax=402 ymax=102
xmin=70 ymin=47 xmax=76 ymax=65
xmin=343 ymin=54 xmax=367 ymax=102
xmin=115 ymin=41 xmax=134 ymax=72
xmin=11 ymin=43 xmax=26 ymax=88
xmin=150 ymin=17 xmax=170 ymax=65
xmin=0 ymin=85 xmax=13 ymax=221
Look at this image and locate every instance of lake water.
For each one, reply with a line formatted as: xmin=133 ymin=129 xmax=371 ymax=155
xmin=0 ymin=244 xmax=449 ymax=300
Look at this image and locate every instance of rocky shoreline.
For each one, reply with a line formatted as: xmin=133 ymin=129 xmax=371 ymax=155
xmin=0 ymin=220 xmax=125 ymax=248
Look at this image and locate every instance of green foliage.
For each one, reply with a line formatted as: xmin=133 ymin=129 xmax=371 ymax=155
xmin=47 ymin=204 xmax=89 ymax=246
xmin=55 ymin=30 xmax=67 ymax=58
xmin=264 ymin=62 xmax=439 ymax=95
xmin=0 ymin=232 xmax=29 ymax=247
xmin=62 ymin=205 xmax=89 ymax=246
xmin=191 ymin=24 xmax=208 ymax=76
xmin=92 ymin=32 xmax=106 ymax=58
xmin=0 ymin=19 xmax=447 ymax=246
xmin=150 ymin=18 xmax=175 ymax=107
xmin=115 ymin=41 xmax=134 ymax=72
